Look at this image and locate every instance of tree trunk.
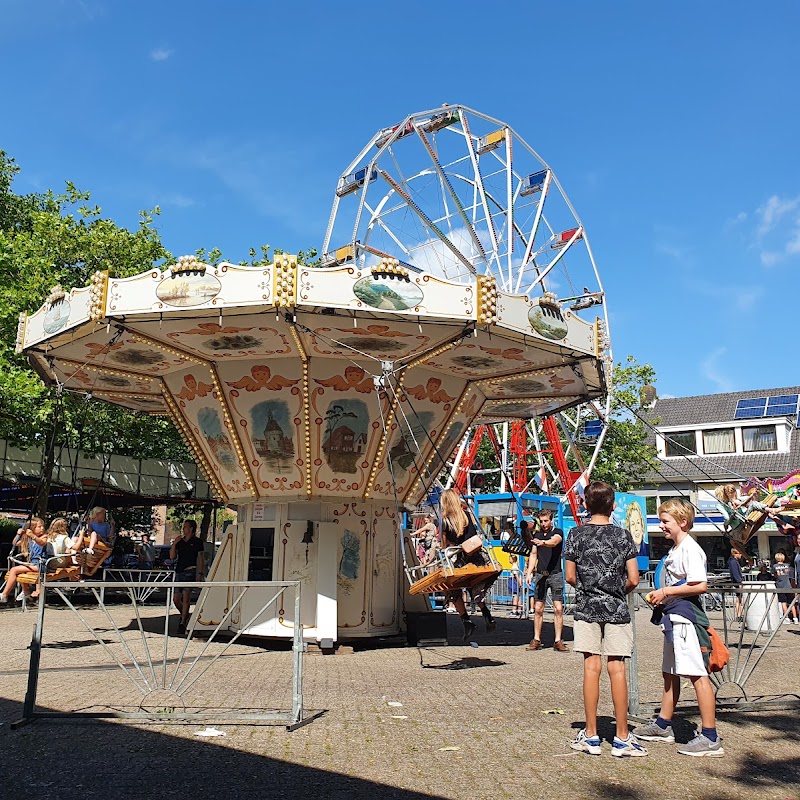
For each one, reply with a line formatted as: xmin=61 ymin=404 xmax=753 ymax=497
xmin=32 ymin=431 xmax=56 ymax=519
xmin=199 ymin=503 xmax=212 ymax=542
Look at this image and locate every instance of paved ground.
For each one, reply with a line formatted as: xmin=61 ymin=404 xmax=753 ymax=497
xmin=1 ymin=599 xmax=798 ymax=800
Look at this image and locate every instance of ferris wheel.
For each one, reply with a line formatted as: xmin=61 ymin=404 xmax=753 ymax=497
xmin=323 ymin=104 xmax=607 ymax=307
xmin=322 ymin=104 xmax=613 ymax=504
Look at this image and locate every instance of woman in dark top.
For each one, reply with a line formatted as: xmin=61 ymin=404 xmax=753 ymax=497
xmin=439 ymin=488 xmax=496 ymax=639
xmin=727 ymin=545 xmax=750 ymax=620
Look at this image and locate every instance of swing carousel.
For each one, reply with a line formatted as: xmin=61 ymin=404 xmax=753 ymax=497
xmin=17 ymin=105 xmax=612 ymax=642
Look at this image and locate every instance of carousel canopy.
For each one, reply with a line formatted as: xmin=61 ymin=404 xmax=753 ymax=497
xmin=19 ymin=255 xmax=606 ymax=505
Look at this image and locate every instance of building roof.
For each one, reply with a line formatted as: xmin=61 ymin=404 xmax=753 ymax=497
xmin=648 ymin=386 xmax=800 ymax=427
xmin=641 ymin=386 xmax=800 ymax=483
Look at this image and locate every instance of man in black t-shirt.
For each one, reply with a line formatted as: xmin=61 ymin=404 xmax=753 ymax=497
xmin=524 ymin=509 xmax=567 ymax=652
xmin=170 ymin=519 xmax=205 ymax=635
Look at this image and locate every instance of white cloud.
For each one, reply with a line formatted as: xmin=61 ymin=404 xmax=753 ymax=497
xmin=749 ymin=194 xmax=800 ymax=267
xmin=756 ymin=194 xmax=800 ymax=237
xmin=162 ymin=193 xmax=197 ymax=209
xmin=700 ymin=347 xmax=734 ymax=393
xmin=149 ymin=47 xmax=173 ymax=62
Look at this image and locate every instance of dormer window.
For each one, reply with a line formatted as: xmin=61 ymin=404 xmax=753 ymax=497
xmin=664 ymin=430 xmax=696 ymax=456
xmin=743 ymin=425 xmax=777 ymax=452
xmin=702 ymin=428 xmax=734 ymax=454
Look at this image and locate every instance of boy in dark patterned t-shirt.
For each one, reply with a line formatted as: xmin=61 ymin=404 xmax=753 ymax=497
xmin=564 ymin=481 xmax=644 ymax=757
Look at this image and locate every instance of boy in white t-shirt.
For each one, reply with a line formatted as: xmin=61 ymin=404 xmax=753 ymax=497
xmin=634 ymin=498 xmax=724 ymax=757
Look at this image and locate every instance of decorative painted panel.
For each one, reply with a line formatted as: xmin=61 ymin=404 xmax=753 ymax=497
xmin=216 ymin=359 xmax=306 ymax=498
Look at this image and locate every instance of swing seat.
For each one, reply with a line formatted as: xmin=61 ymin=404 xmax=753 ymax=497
xmin=409 ymin=563 xmax=501 ymax=595
xmin=502 ymin=533 xmax=532 ymax=557
xmin=4 ymin=539 xmax=111 ymax=589
xmin=737 ymin=494 xmax=778 ymax=545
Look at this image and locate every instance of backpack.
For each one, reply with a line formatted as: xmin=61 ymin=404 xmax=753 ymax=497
xmin=706 ymin=625 xmax=730 ymax=673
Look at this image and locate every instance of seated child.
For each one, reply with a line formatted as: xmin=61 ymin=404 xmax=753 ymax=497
xmin=0 ymin=517 xmax=47 ymax=603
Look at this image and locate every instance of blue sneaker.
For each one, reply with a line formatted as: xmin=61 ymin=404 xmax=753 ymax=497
xmin=612 ymin=734 xmax=649 ymax=757
xmin=570 ymin=728 xmax=601 ymax=755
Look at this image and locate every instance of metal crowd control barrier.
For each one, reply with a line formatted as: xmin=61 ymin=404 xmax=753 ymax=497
xmin=100 ymin=568 xmax=175 ymax=604
xmin=12 ymin=577 xmax=310 ymax=730
xmin=628 ymin=585 xmax=800 ymax=720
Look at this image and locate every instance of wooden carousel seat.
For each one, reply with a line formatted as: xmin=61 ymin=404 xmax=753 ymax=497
xmin=736 ymin=494 xmax=778 ymax=546
xmin=4 ymin=539 xmax=111 ymax=589
xmin=409 ymin=563 xmax=501 ymax=595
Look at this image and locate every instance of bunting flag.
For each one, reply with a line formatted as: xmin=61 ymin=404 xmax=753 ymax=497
xmin=533 ymin=465 xmax=549 ymax=494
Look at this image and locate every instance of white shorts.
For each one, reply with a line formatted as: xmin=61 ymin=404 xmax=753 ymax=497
xmin=662 ymin=620 xmax=707 ymax=677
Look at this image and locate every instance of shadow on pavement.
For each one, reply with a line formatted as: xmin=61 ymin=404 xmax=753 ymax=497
xmin=0 ymin=697 xmax=450 ymax=800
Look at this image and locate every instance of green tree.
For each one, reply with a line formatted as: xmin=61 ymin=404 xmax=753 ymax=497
xmin=586 ymin=355 xmax=658 ymax=491
xmin=0 ymin=151 xmax=190 ymax=513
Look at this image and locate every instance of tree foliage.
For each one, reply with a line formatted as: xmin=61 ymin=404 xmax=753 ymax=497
xmin=587 ymin=356 xmax=658 ymax=491
xmin=0 ymin=152 xmax=189 ymax=468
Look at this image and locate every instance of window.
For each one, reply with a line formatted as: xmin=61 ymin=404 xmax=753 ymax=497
xmin=645 ymin=496 xmax=657 ymax=515
xmin=664 ymin=430 xmax=696 ymax=456
xmin=702 ymin=428 xmax=735 ymax=454
xmin=742 ymin=425 xmax=777 ymax=452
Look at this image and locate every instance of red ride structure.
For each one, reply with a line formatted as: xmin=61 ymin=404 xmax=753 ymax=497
xmin=453 ymin=418 xmax=583 ymax=521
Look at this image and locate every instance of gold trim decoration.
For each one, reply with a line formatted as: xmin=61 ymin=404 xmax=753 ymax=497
xmin=287 ymin=323 xmax=312 ymax=497
xmin=362 ymin=371 xmax=404 ymax=500
xmin=14 ymin=312 xmax=28 ymax=354
xmin=161 ymin=384 xmax=227 ymax=501
xmin=126 ymin=329 xmax=205 ymax=364
xmin=208 ymin=364 xmax=258 ymax=498
xmin=273 ymin=253 xmax=297 ymax=308
xmin=476 ymin=274 xmax=498 ymax=324
xmin=370 ymin=257 xmax=410 ymax=281
xmin=407 ymin=386 xmax=483 ymax=501
xmin=88 ymin=271 xmax=109 ymax=322
xmin=171 ymin=255 xmax=207 ymax=276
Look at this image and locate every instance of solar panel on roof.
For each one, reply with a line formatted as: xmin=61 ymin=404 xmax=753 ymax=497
xmin=735 ymin=407 xmax=765 ymax=419
xmin=735 ymin=398 xmax=767 ymax=419
xmin=737 ymin=397 xmax=767 ymax=409
xmin=768 ymin=394 xmax=798 ymax=405
xmin=765 ymin=394 xmax=799 ymax=417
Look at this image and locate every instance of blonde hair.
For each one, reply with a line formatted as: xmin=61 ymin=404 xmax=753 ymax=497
xmin=775 ymin=552 xmax=785 ymax=563
xmin=658 ymin=498 xmax=695 ymax=528
xmin=440 ymin=488 xmax=468 ymax=536
xmin=46 ymin=518 xmax=67 ymax=541
xmin=91 ymin=506 xmax=106 ymax=520
xmin=715 ymin=484 xmax=737 ymax=503
xmin=19 ymin=517 xmax=45 ymax=555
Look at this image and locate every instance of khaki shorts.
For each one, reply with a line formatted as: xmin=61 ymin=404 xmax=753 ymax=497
xmin=573 ymin=620 xmax=633 ymax=657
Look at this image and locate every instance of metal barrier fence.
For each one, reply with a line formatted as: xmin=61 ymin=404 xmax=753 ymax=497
xmin=100 ymin=567 xmax=175 ymax=604
xmin=13 ymin=577 xmax=309 ymax=730
xmin=628 ymin=585 xmax=800 ymax=719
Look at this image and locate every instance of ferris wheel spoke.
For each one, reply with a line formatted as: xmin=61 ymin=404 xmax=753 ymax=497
xmin=517 ymin=170 xmax=553 ymax=293
xmin=378 ymin=169 xmax=476 ymax=276
xmin=414 ymin=124 xmax=490 ymax=270
xmin=458 ymin=111 xmax=500 ymax=272
xmin=362 ymin=203 xmax=415 ymax=260
xmin=526 ymin=226 xmax=583 ymax=293
xmin=505 ymin=129 xmax=514 ymax=287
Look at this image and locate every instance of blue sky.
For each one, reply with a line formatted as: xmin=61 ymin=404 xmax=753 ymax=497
xmin=3 ymin=1 xmax=799 ymax=399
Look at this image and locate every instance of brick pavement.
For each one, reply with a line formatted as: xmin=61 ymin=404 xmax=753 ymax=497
xmin=0 ymin=602 xmax=798 ymax=800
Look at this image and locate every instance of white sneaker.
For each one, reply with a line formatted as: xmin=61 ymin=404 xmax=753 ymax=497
xmin=783 ymin=617 xmax=791 ymax=625
xmin=570 ymin=728 xmax=601 ymax=755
